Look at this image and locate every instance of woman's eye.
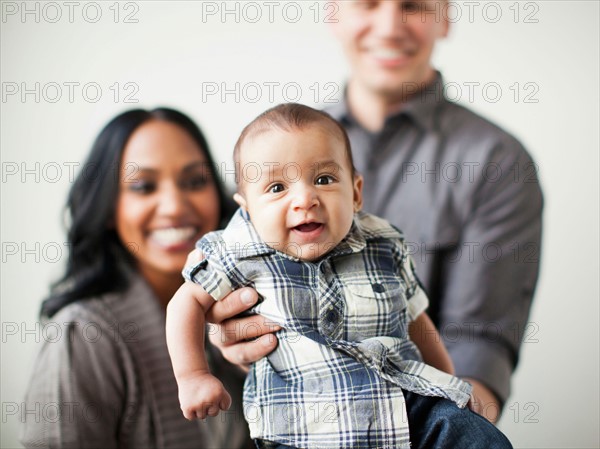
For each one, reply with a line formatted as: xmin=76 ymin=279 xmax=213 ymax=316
xmin=127 ymin=181 xmax=155 ymax=194
xmin=269 ymin=183 xmax=285 ymax=193
xmin=354 ymin=0 xmax=378 ymax=10
xmin=403 ymin=1 xmax=423 ymax=13
xmin=182 ymin=175 xmax=209 ymax=190
xmin=315 ymin=175 xmax=334 ymax=185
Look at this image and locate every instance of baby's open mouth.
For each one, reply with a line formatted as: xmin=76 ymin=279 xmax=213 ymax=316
xmin=293 ymin=223 xmax=323 ymax=233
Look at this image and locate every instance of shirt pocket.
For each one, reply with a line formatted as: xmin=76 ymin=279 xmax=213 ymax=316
xmin=340 ymin=276 xmax=408 ymax=341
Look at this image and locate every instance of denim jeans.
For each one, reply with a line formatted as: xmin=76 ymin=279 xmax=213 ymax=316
xmin=255 ymin=390 xmax=513 ymax=449
xmin=403 ymin=389 xmax=513 ymax=449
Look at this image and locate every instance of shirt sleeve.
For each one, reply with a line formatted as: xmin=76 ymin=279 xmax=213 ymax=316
xmin=440 ymin=140 xmax=543 ymax=406
xmin=20 ymin=310 xmax=126 ymax=449
xmin=395 ymin=240 xmax=429 ymax=321
xmin=183 ymin=236 xmax=234 ymax=302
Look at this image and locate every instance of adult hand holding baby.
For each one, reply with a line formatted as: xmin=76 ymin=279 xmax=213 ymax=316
xmin=184 ymin=248 xmax=279 ymax=370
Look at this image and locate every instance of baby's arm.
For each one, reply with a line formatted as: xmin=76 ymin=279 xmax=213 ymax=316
xmin=408 ymin=312 xmax=455 ymax=375
xmin=166 ymin=282 xmax=232 ymax=420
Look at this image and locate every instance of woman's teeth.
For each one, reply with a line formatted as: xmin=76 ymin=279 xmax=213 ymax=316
xmin=150 ymin=227 xmax=197 ymax=246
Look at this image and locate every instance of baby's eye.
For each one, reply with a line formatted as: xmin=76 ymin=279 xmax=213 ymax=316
xmin=269 ymin=183 xmax=285 ymax=193
xmin=315 ymin=175 xmax=335 ymax=185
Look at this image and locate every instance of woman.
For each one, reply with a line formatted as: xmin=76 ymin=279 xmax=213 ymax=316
xmin=20 ymin=108 xmax=266 ymax=448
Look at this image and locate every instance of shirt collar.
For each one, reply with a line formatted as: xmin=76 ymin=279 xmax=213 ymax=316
xmin=328 ymin=71 xmax=446 ymax=133
xmin=220 ymin=208 xmax=276 ymax=259
xmin=326 ymin=218 xmax=367 ymax=259
xmin=399 ymin=71 xmax=445 ymax=131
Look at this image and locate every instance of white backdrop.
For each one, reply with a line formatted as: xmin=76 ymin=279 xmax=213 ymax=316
xmin=1 ymin=1 xmax=599 ymax=448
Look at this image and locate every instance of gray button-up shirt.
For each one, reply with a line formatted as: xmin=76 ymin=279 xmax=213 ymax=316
xmin=326 ymin=72 xmax=543 ymax=405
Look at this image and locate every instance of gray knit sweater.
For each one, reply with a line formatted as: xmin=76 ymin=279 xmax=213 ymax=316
xmin=20 ymin=274 xmax=251 ymax=448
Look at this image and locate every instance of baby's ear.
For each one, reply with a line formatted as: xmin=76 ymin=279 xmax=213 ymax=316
xmin=233 ymin=192 xmax=248 ymax=210
xmin=353 ymin=174 xmax=363 ymax=212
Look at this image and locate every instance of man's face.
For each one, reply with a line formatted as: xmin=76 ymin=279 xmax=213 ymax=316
xmin=235 ymin=125 xmax=362 ymax=262
xmin=330 ymin=0 xmax=449 ymax=100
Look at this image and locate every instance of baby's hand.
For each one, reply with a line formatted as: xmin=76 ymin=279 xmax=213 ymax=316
xmin=177 ymin=372 xmax=232 ymax=420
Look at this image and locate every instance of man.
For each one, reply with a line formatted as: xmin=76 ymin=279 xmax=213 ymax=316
xmin=322 ymin=0 xmax=543 ymax=422
xmin=203 ymin=0 xmax=542 ymax=425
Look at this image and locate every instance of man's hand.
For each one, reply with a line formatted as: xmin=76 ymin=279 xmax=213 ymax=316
xmin=465 ymin=378 xmax=500 ymax=424
xmin=185 ymin=249 xmax=280 ymax=371
xmin=206 ymin=287 xmax=280 ymax=371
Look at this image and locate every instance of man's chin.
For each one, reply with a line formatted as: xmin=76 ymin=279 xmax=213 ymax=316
xmin=356 ymin=67 xmax=435 ymax=100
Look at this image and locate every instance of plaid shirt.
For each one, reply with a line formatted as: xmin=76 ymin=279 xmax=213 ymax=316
xmin=185 ymin=209 xmax=472 ymax=449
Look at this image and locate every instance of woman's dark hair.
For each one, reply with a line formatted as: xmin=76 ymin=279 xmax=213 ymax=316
xmin=41 ymin=108 xmax=233 ymax=318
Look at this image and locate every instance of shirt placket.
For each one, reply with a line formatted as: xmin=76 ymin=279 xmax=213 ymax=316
xmin=316 ymin=259 xmax=344 ymax=341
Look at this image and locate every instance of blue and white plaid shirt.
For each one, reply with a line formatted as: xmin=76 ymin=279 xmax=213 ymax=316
xmin=185 ymin=209 xmax=472 ymax=449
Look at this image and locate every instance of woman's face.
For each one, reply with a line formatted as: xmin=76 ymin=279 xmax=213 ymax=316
xmin=115 ymin=120 xmax=221 ymax=284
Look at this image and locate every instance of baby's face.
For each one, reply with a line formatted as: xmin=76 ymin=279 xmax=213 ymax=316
xmin=236 ymin=125 xmax=362 ymax=261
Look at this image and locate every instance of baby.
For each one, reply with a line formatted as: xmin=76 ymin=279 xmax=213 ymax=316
xmin=166 ymin=104 xmax=512 ymax=449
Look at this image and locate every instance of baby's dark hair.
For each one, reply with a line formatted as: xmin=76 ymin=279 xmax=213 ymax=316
xmin=233 ymin=103 xmax=355 ymax=185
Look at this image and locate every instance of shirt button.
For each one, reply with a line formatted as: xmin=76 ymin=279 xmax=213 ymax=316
xmin=372 ymin=283 xmax=385 ymax=293
xmin=322 ymin=307 xmax=341 ymax=335
xmin=325 ymin=308 xmax=338 ymax=323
